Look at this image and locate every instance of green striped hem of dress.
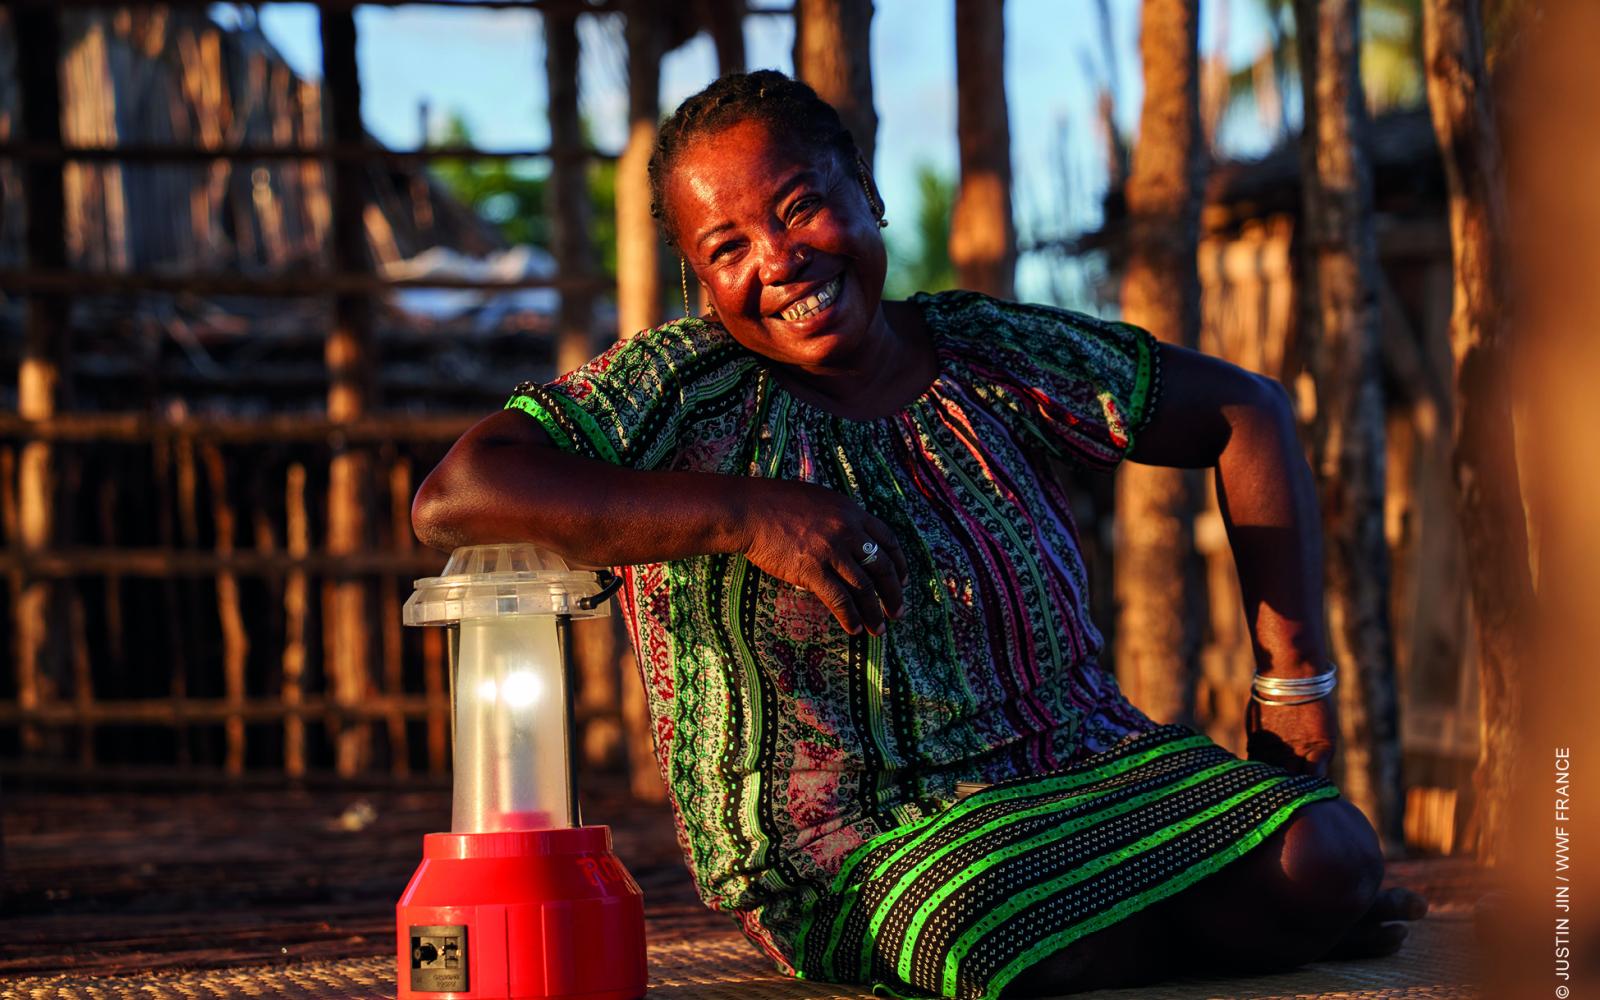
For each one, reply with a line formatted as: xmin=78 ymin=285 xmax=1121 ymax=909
xmin=788 ymin=722 xmax=1340 ymax=999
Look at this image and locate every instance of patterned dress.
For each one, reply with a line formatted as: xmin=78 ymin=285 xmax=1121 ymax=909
xmin=505 ymin=290 xmax=1340 ymax=998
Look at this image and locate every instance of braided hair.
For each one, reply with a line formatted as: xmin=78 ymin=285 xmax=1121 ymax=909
xmin=648 ymin=70 xmax=868 ymax=245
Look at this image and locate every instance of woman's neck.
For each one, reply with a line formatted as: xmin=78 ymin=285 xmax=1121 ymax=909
xmin=769 ymin=300 xmax=937 ymax=420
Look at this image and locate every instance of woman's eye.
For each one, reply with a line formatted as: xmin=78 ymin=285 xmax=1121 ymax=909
xmin=789 ymin=196 xmax=821 ymax=221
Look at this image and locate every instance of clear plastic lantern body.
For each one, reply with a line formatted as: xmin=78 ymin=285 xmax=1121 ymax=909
xmin=449 ymin=615 xmax=566 ymax=831
xmin=404 ymin=544 xmax=611 ymax=834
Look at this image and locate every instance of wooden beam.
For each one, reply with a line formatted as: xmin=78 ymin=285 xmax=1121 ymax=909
xmin=322 ymin=7 xmax=376 ymax=777
xmin=0 ymin=696 xmax=441 ymax=726
xmin=0 ymin=412 xmax=478 ymax=443
xmin=0 ymin=269 xmax=613 ymax=296
xmin=45 ymin=0 xmax=625 ymax=10
xmin=0 ymin=141 xmax=614 ymax=164
xmin=0 ymin=695 xmax=619 ymax=727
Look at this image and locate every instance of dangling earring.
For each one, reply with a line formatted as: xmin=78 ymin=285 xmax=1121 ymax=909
xmin=856 ymin=156 xmax=887 ymax=228
xmin=679 ymin=256 xmax=692 ymax=318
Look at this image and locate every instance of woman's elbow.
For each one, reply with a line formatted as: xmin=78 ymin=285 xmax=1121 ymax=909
xmin=411 ymin=469 xmax=459 ymax=553
xmin=1247 ymin=373 xmax=1299 ymax=433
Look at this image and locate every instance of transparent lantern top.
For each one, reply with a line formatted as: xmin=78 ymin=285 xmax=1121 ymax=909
xmin=403 ymin=544 xmax=612 ymax=834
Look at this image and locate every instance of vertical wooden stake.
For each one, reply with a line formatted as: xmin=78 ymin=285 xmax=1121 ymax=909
xmin=381 ymin=455 xmax=412 ymax=777
xmin=321 ymin=8 xmax=374 ymax=776
xmin=201 ymin=444 xmax=248 ymax=775
xmin=15 ymin=4 xmax=67 ymax=757
xmin=152 ymin=436 xmax=191 ymax=766
xmin=284 ymin=463 xmax=309 ymax=778
xmin=68 ymin=592 xmax=94 ymax=768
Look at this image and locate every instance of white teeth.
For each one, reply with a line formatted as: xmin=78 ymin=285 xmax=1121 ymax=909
xmin=779 ymin=277 xmax=842 ymax=322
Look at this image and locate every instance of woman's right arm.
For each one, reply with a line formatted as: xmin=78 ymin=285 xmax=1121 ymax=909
xmin=411 ymin=410 xmax=909 ymax=635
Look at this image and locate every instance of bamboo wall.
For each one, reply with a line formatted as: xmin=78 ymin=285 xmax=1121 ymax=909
xmin=0 ymin=2 xmax=622 ymax=783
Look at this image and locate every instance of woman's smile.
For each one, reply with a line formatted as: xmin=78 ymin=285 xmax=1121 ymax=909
xmin=774 ymin=275 xmax=843 ymax=323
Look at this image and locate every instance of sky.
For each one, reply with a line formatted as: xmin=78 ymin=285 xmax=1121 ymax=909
xmin=213 ymin=0 xmax=1286 ymax=305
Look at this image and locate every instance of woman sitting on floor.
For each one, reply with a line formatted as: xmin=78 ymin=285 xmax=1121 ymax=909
xmin=413 ymin=70 xmax=1427 ymax=999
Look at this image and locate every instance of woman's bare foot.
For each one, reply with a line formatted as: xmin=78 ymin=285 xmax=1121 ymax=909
xmin=1317 ymin=886 xmax=1429 ymax=960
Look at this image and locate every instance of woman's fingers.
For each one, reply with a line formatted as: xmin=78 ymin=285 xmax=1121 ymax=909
xmin=812 ymin=573 xmax=865 ymax=635
xmin=861 ymin=519 xmax=908 ymax=618
xmin=863 ymin=516 xmax=910 ymax=584
xmin=832 ymin=558 xmax=888 ymax=635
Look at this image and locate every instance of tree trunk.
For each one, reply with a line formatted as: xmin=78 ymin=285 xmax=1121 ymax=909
xmin=320 ymin=8 xmax=375 ymax=776
xmin=617 ymin=0 xmax=662 ymax=340
xmin=792 ymin=0 xmax=876 ymax=167
xmin=948 ymin=0 xmax=1015 ymax=300
xmin=546 ymin=7 xmax=622 ymax=772
xmin=1293 ymin=0 xmax=1405 ymax=854
xmin=615 ymin=0 xmax=669 ymax=803
xmin=1113 ymin=0 xmax=1205 ymax=729
xmin=697 ymin=0 xmax=746 ymax=77
xmin=1420 ymin=0 xmax=1534 ymax=867
xmin=546 ymin=6 xmax=597 ymax=375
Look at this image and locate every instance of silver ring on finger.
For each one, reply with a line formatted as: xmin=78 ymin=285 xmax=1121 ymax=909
xmin=858 ymin=540 xmax=880 ymax=567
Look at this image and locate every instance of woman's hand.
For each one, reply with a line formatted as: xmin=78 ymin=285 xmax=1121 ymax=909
xmin=1245 ymin=692 xmax=1338 ymax=779
xmin=738 ymin=479 xmax=909 ymax=636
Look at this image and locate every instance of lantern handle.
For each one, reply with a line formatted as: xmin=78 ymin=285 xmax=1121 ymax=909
xmin=577 ymin=570 xmax=624 ymax=610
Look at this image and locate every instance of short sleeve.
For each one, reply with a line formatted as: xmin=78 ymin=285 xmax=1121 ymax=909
xmin=922 ymin=290 xmax=1162 ymax=472
xmin=503 ymin=317 xmax=754 ymax=471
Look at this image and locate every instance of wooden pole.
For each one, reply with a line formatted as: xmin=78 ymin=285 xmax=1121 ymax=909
xmin=697 ymin=0 xmax=746 ymax=77
xmin=283 ymin=463 xmax=309 ymax=778
xmin=321 ymin=8 xmax=375 ymax=776
xmin=151 ymin=436 xmax=191 ymax=766
xmin=949 ymin=0 xmax=1016 ymax=299
xmin=201 ymin=444 xmax=249 ymax=775
xmin=545 ymin=3 xmax=598 ymax=375
xmin=382 ymin=455 xmax=413 ymax=777
xmin=1293 ymin=0 xmax=1405 ymax=853
xmin=546 ymin=3 xmax=623 ymax=770
xmin=1420 ymin=0 xmax=1535 ymax=865
xmin=616 ymin=0 xmax=663 ymax=342
xmin=1113 ymin=0 xmax=1205 ymax=729
xmin=14 ymin=4 xmax=67 ymax=756
xmin=792 ymin=0 xmax=877 ymax=168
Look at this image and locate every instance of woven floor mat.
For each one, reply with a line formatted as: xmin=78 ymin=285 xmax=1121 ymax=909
xmin=0 ymin=913 xmax=1478 ymax=999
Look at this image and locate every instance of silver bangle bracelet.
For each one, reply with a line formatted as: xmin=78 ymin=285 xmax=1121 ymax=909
xmin=1251 ymin=661 xmax=1337 ymax=704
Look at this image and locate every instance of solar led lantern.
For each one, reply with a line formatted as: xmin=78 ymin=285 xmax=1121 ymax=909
xmin=397 ymin=544 xmax=646 ymax=999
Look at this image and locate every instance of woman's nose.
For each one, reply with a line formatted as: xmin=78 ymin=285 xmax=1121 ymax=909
xmin=757 ymin=238 xmax=810 ymax=286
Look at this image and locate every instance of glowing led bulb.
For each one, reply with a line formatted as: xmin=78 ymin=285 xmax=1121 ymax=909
xmin=501 ymin=670 xmax=543 ymax=709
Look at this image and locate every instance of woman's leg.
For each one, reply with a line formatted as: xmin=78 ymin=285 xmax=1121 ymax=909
xmin=998 ymin=901 xmax=1179 ymax=996
xmin=1155 ymin=797 xmax=1386 ymax=973
xmin=1000 ymin=798 xmax=1384 ymax=996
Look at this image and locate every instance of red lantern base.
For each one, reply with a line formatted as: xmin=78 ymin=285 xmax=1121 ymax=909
xmin=396 ymin=827 xmax=646 ymax=999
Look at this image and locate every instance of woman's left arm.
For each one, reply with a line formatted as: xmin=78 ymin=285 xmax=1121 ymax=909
xmin=1124 ymin=340 xmax=1337 ymax=778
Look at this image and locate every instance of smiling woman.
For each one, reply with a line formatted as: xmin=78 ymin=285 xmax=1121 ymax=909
xmin=411 ymin=70 xmax=1421 ymax=999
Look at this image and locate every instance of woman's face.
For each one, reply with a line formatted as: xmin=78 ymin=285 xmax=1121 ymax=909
xmin=664 ymin=119 xmax=889 ymax=373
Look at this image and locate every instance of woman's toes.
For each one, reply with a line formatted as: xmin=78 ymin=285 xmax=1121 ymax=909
xmin=1321 ymin=919 xmax=1410 ymax=961
xmin=1373 ymin=886 xmax=1429 ymax=921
